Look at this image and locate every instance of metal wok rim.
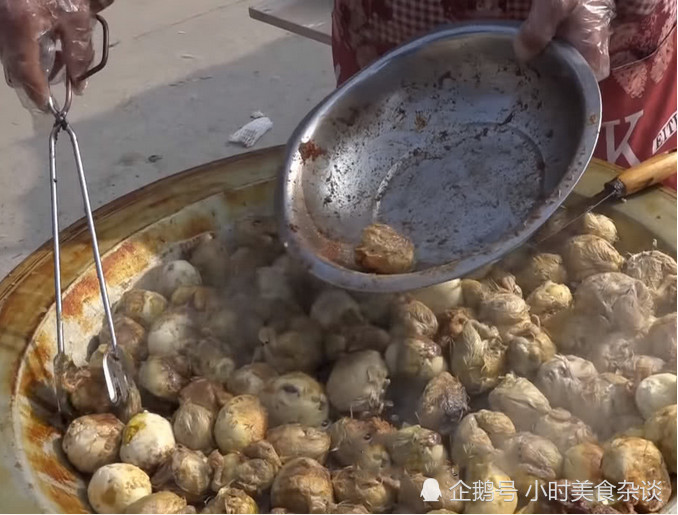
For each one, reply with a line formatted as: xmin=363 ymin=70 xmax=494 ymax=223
xmin=278 ymin=21 xmax=602 ymax=293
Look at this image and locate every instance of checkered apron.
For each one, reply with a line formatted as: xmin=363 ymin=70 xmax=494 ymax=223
xmin=332 ymin=0 xmax=677 ymax=187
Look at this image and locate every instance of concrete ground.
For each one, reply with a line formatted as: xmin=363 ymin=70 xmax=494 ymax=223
xmin=0 ymin=0 xmax=335 ymax=278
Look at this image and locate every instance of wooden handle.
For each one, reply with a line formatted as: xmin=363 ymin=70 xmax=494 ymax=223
xmin=614 ymin=151 xmax=677 ymax=196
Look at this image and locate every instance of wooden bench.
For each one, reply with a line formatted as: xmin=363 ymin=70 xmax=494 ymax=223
xmin=249 ymin=0 xmax=333 ymax=45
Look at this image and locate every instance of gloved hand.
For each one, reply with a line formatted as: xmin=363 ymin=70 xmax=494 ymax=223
xmin=0 ymin=0 xmax=113 ymax=109
xmin=515 ymin=0 xmax=615 ymax=81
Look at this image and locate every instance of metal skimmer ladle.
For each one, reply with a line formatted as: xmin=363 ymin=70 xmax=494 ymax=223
xmin=47 ymin=15 xmax=130 ymax=414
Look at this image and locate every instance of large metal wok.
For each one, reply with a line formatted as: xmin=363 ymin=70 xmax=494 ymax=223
xmin=0 ymin=146 xmax=674 ymax=513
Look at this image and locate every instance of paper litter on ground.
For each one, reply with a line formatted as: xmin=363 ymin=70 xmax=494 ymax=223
xmin=229 ymin=116 xmax=273 ymax=148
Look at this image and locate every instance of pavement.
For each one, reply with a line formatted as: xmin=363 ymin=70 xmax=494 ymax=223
xmin=0 ymin=0 xmax=335 ymax=278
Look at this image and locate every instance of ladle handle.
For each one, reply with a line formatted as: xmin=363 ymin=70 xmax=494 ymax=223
xmin=607 ymin=151 xmax=677 ymax=196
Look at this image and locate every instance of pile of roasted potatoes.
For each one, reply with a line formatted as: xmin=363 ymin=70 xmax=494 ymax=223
xmin=59 ymin=212 xmax=676 ymax=514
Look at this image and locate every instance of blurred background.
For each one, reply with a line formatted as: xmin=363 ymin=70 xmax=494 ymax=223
xmin=0 ymin=0 xmax=334 ymax=278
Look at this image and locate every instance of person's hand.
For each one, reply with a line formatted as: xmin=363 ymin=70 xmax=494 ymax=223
xmin=0 ymin=0 xmax=113 ymax=109
xmin=515 ymin=0 xmax=615 ymax=81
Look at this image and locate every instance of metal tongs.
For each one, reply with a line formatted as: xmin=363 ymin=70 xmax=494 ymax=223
xmin=48 ymin=15 xmax=130 ymax=415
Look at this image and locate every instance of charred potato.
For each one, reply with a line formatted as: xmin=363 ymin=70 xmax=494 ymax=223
xmin=147 ymin=309 xmax=197 ymax=356
xmin=526 ymin=281 xmax=572 ymax=320
xmin=460 ymin=279 xmax=490 ymax=310
xmin=172 ymin=402 xmax=215 ymax=454
xmin=271 ymin=457 xmax=334 ymax=513
xmin=644 ymin=404 xmax=677 ymax=473
xmin=329 ymin=417 xmax=393 ymax=470
xmin=535 ymin=354 xmax=598 ymax=410
xmin=532 ymin=408 xmax=596 ymax=453
xmin=184 ymin=338 xmax=236 ymax=384
xmin=576 ymin=373 xmax=642 ymax=439
xmin=332 ymin=466 xmax=397 ymax=513
xmin=515 ymin=253 xmax=567 ymax=294
xmin=385 ymin=337 xmax=447 ymax=382
xmin=138 ymin=355 xmax=191 ymax=402
xmin=355 ymin=223 xmax=415 ymax=274
xmin=562 ymin=442 xmax=604 ymax=483
xmin=267 ymin=423 xmax=331 ymax=464
xmin=214 ymin=395 xmax=267 ymax=453
xmin=619 ymin=354 xmax=666 ymax=383
xmin=202 ymin=486 xmax=258 ymax=514
xmin=450 ymin=413 xmax=494 ymax=469
xmin=506 ymin=325 xmax=556 ymax=378
xmin=170 ymin=285 xmax=222 ymax=312
xmin=123 ymin=491 xmax=187 ymax=514
xmin=98 ymin=314 xmax=147 ymax=363
xmin=450 ymin=320 xmax=506 ymax=395
xmin=260 ymin=372 xmax=329 ymax=428
xmin=173 ymin=378 xmax=228 ymax=453
xmin=259 ymin=316 xmax=324 ymax=374
xmin=577 ymin=212 xmax=618 ymax=243
xmin=500 ymin=432 xmax=563 ymax=496
xmin=472 ymin=410 xmax=516 ymax=448
xmin=384 ymin=425 xmax=447 ymax=475
xmin=415 ymin=372 xmax=468 ymax=436
xmin=409 ymin=279 xmax=463 ymax=315
xmin=156 ymin=260 xmax=202 ymax=298
xmin=488 ymin=374 xmax=551 ymax=431
xmin=62 ymin=362 xmax=143 ymax=421
xmin=326 ymin=350 xmax=389 ymax=415
xmin=545 ymin=310 xmax=610 ymax=354
xmin=151 ymin=446 xmax=211 ymax=502
xmin=88 ymin=463 xmax=152 ymax=514
xmin=655 ymin=275 xmax=677 ymax=316
xmin=436 ymin=306 xmax=474 ymax=345
xmin=635 ymin=373 xmax=677 ymax=419
xmin=482 ymin=267 xmax=523 ymax=297
xmin=639 ymin=313 xmax=677 ymax=370
xmin=188 ymin=232 xmax=229 ymax=287
xmin=586 ymin=332 xmax=634 ymax=375
xmin=464 ymin=454 xmax=517 ymax=514
xmin=179 ymin=377 xmax=231 ymax=413
xmin=391 ymin=298 xmax=439 ymax=339
xmin=562 ymin=235 xmax=624 ymax=283
xmin=574 ymin=272 xmax=653 ymax=333
xmin=62 ymin=414 xmax=124 ymax=474
xmin=601 ymin=437 xmax=672 ymax=512
xmin=328 ymin=503 xmax=370 ymax=514
xmin=115 ymin=289 xmax=168 ymax=328
xmin=209 ymin=441 xmax=282 ymax=497
xmin=227 ymin=362 xmax=278 ymax=396
xmin=623 ymin=250 xmax=677 ymax=291
xmin=478 ymin=292 xmax=530 ymax=329
xmin=120 ymin=412 xmax=176 ymax=472
xmin=325 ymin=324 xmax=391 ymax=361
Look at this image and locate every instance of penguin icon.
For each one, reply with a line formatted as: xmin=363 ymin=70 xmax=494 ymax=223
xmin=420 ymin=478 xmax=442 ymax=502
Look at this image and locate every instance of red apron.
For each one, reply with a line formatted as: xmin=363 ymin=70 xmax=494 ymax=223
xmin=331 ymin=0 xmax=677 ymax=189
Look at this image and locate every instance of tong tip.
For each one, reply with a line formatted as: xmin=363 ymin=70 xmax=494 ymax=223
xmin=102 ymin=351 xmax=131 ymax=406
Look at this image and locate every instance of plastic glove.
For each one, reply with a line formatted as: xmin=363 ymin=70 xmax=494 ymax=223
xmin=0 ymin=0 xmax=113 ymax=110
xmin=514 ymin=0 xmax=615 ymax=81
